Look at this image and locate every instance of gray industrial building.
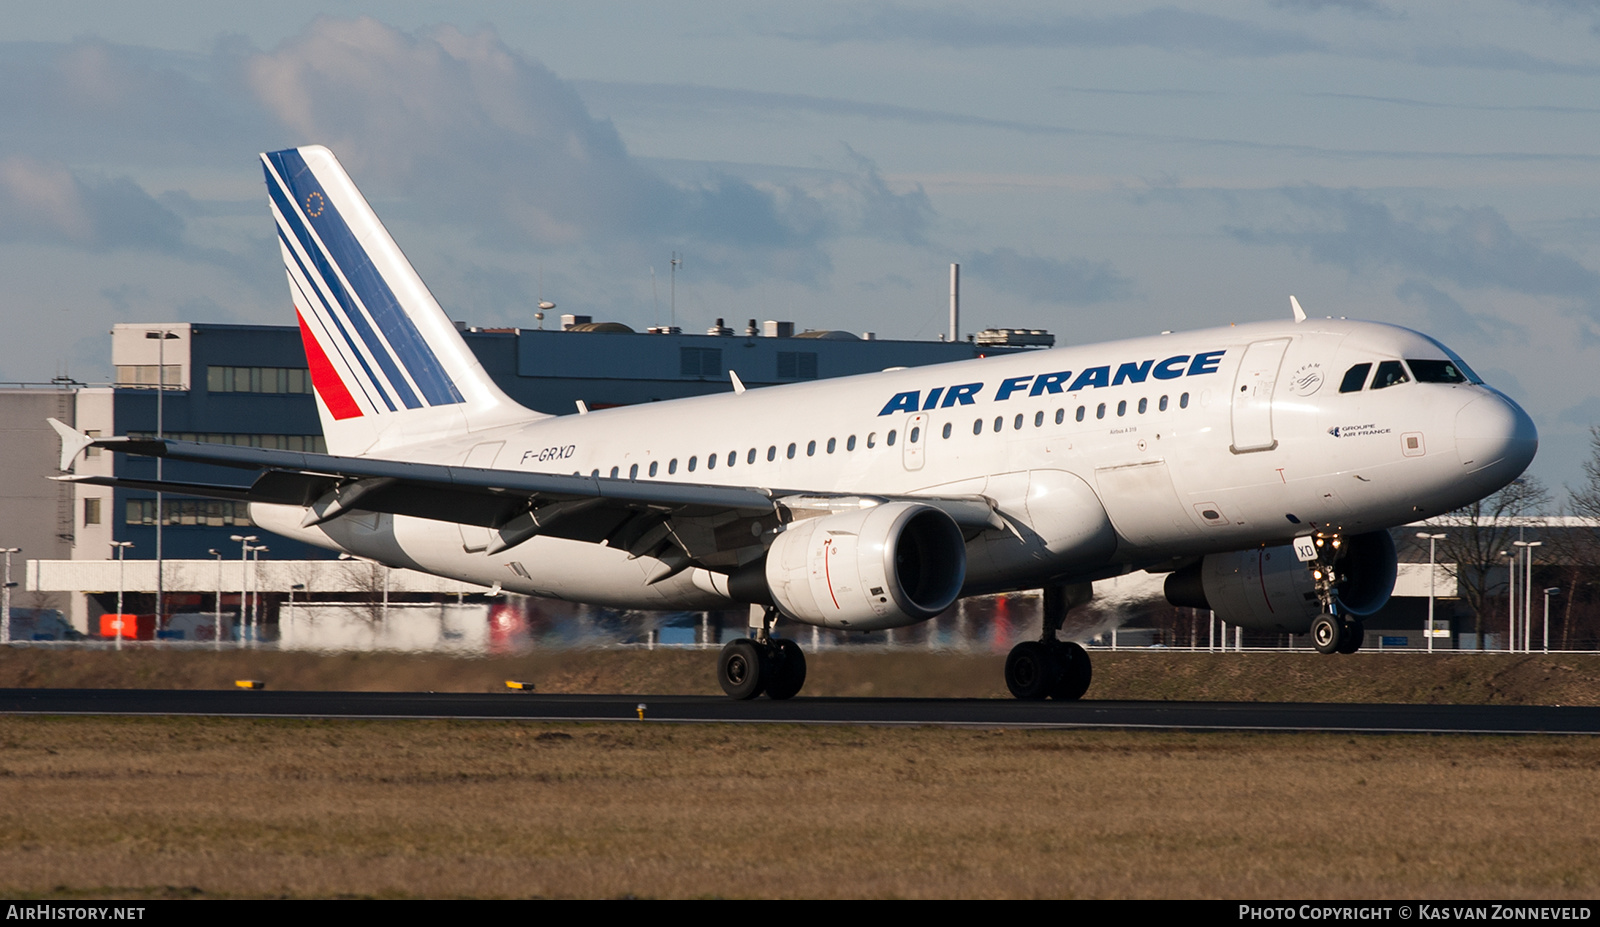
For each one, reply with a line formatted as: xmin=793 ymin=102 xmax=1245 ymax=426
xmin=2 ymin=316 xmax=1035 ymax=632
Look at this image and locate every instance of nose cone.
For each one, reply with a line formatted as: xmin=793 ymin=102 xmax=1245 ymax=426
xmin=1455 ymin=390 xmax=1538 ymax=488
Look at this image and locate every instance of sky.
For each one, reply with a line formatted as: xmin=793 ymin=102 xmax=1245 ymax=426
xmin=3 ymin=1 xmax=1599 ymax=502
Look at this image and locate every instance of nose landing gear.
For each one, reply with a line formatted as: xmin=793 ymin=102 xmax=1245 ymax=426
xmin=1307 ymin=535 xmax=1365 ymax=655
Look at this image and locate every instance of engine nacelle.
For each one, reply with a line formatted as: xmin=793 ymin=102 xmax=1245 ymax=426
xmin=1163 ymin=531 xmax=1397 ymax=633
xmin=765 ymin=502 xmax=966 ymax=630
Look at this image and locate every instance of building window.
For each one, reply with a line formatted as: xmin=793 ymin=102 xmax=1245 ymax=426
xmin=679 ymin=348 xmax=722 ymax=378
xmin=83 ymin=498 xmax=101 ymax=526
xmin=205 ymin=366 xmax=310 ymax=394
xmin=777 ymin=351 xmax=818 ymax=379
xmin=124 ymin=499 xmax=254 ymax=527
xmin=115 ymin=365 xmax=182 ymax=388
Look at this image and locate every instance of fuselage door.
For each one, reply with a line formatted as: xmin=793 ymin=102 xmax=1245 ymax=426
xmin=903 ymin=413 xmax=928 ymax=471
xmin=1231 ymin=338 xmax=1290 ymax=453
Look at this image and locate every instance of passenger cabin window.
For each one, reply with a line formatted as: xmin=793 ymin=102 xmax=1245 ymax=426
xmin=887 ymin=430 xmax=897 ymax=446
xmin=1340 ymin=363 xmax=1372 ymax=393
xmin=1407 ymin=359 xmax=1470 ymax=384
xmin=1371 ymin=360 xmax=1409 ymax=390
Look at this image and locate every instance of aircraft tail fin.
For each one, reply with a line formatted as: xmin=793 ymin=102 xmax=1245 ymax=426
xmin=260 ymin=146 xmax=541 ymax=456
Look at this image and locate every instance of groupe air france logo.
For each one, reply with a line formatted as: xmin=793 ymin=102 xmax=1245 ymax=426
xmin=304 ymin=191 xmax=325 ymax=218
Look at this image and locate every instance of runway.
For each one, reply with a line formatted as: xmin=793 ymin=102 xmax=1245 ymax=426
xmin=2 ymin=688 xmax=1599 ymax=733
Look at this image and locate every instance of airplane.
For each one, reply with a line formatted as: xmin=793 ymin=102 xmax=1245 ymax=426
xmin=52 ymin=145 xmax=1538 ymax=700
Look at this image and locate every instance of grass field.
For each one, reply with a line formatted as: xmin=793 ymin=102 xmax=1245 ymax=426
xmin=2 ymin=648 xmax=1598 ymax=899
xmin=0 ymin=717 xmax=1596 ymax=899
xmin=2 ymin=646 xmax=1599 ymax=705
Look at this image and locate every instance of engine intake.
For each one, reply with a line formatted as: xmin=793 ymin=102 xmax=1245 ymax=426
xmin=765 ymin=502 xmax=966 ymax=630
xmin=1163 ymin=530 xmax=1396 ymax=633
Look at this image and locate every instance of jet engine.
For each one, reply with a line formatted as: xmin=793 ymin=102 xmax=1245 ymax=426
xmin=1163 ymin=531 xmax=1396 ymax=633
xmin=763 ymin=501 xmax=966 ymax=630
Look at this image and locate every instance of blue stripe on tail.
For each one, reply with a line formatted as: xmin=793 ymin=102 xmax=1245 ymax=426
xmin=263 ymin=149 xmax=464 ymax=409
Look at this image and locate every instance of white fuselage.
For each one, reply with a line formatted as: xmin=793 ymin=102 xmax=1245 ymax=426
xmin=253 ymin=317 xmax=1536 ymax=612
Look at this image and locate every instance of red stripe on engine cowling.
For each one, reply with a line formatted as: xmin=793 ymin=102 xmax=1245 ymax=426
xmin=296 ymin=310 xmax=363 ymax=421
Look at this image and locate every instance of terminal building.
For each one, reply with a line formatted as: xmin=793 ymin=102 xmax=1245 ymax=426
xmin=3 ymin=315 xmax=1037 ymax=633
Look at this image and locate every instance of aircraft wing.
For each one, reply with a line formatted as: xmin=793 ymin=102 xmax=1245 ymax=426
xmin=51 ymin=420 xmax=1011 ymax=573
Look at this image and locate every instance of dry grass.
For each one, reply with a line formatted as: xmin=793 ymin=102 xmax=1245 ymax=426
xmin=0 ymin=717 xmax=1597 ymax=899
xmin=3 ymin=648 xmax=1600 ymax=705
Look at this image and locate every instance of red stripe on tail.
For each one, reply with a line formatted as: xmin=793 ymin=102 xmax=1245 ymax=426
xmin=296 ymin=310 xmax=363 ymax=420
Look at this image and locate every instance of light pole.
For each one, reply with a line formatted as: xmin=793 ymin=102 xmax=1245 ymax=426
xmin=0 ymin=547 xmax=18 ymax=646
xmin=230 ymin=535 xmax=256 ymax=649
xmin=1416 ymin=532 xmax=1445 ymax=653
xmin=145 ymin=330 xmax=178 ymax=638
xmin=1512 ymin=540 xmax=1541 ymax=653
xmin=1543 ymin=587 xmax=1560 ymax=654
xmin=1501 ymin=549 xmax=1515 ymax=652
xmin=288 ymin=583 xmax=305 ymax=637
xmin=110 ymin=541 xmax=133 ymax=650
xmin=208 ymin=549 xmax=223 ymax=651
xmin=247 ymin=544 xmax=268 ymax=647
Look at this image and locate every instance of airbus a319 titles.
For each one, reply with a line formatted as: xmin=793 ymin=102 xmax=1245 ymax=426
xmin=54 ymin=146 xmax=1538 ymax=700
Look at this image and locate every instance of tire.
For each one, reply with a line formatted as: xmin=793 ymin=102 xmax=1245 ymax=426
xmin=1005 ymin=640 xmax=1058 ymax=700
xmin=718 ymin=638 xmax=766 ymax=700
xmin=764 ymin=639 xmax=808 ymax=700
xmin=1310 ymin=614 xmax=1342 ymax=655
xmin=1337 ymin=620 xmax=1365 ymax=654
xmin=1049 ymin=640 xmax=1093 ymax=701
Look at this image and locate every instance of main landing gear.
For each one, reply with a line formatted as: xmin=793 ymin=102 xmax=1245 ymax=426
xmin=1005 ymin=582 xmax=1094 ymax=701
xmin=1306 ymin=534 xmax=1365 ymax=655
xmin=718 ymin=605 xmax=808 ymax=700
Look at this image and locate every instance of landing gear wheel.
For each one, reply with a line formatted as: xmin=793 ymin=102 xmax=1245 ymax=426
xmin=718 ymin=638 xmax=767 ymax=700
xmin=1310 ymin=614 xmax=1342 ymax=655
xmin=1049 ymin=640 xmax=1093 ymax=701
xmin=1006 ymin=640 xmax=1058 ymax=700
xmin=1337 ymin=620 xmax=1365 ymax=654
xmin=764 ymin=638 xmax=807 ymax=700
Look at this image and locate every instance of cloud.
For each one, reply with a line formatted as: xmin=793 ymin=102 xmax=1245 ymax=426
xmin=838 ymin=146 xmax=934 ymax=245
xmin=964 ymin=247 xmax=1132 ymax=305
xmin=1226 ymin=186 xmax=1600 ymax=313
xmin=244 ymin=18 xmax=828 ymax=269
xmin=1269 ymin=0 xmax=1399 ymax=15
xmin=0 ymin=157 xmax=182 ymax=251
xmin=1520 ymin=0 xmax=1600 ymax=36
xmin=789 ymin=5 xmax=1327 ymax=57
xmin=1394 ymin=279 xmax=1522 ymax=343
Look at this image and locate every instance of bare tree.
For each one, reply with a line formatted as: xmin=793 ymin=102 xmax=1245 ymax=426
xmin=1424 ymin=476 xmax=1550 ymax=646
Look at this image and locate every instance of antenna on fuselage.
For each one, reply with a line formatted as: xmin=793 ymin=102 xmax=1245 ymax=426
xmin=1290 ymin=295 xmax=1307 ymax=323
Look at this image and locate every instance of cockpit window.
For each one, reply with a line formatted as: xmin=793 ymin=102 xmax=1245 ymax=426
xmin=1406 ymin=359 xmax=1470 ymax=384
xmin=1339 ymin=363 xmax=1371 ymax=393
xmin=1370 ymin=360 xmax=1409 ymax=390
xmin=1419 ymin=334 xmax=1485 ymax=384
